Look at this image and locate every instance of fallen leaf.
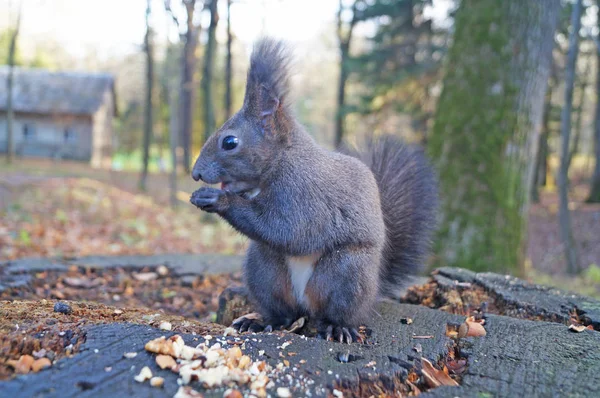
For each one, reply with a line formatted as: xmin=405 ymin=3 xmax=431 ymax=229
xmin=446 ymin=359 xmax=467 ymax=375
xmin=421 ymin=357 xmax=459 ymax=388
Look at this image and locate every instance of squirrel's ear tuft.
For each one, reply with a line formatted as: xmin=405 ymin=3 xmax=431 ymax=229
xmin=243 ymin=38 xmax=293 ymax=136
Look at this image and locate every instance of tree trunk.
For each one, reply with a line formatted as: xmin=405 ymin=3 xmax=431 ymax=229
xmin=568 ymin=51 xmax=592 ymax=170
xmin=334 ymin=0 xmax=357 ymax=148
xmin=202 ymin=0 xmax=219 ymax=143
xmin=139 ymin=0 xmax=154 ymax=192
xmin=169 ymin=78 xmax=179 ymax=209
xmin=5 ymin=2 xmax=22 ymax=165
xmin=532 ymin=79 xmax=554 ymax=203
xmin=224 ymin=0 xmax=233 ymax=121
xmin=558 ymin=0 xmax=582 ymax=274
xmin=429 ymin=0 xmax=560 ymax=273
xmin=180 ymin=1 xmax=200 ymax=173
xmin=588 ymin=1 xmax=600 ymax=203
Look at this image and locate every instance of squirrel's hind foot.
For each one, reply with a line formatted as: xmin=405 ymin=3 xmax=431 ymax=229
xmin=319 ymin=324 xmax=363 ymax=344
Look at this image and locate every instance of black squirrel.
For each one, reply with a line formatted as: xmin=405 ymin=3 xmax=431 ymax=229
xmin=190 ymin=38 xmax=438 ymax=343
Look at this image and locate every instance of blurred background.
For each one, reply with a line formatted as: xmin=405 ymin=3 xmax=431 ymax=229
xmin=0 ymin=0 xmax=599 ymax=297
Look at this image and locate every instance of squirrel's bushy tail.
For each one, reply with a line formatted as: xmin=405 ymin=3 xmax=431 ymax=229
xmin=347 ymin=135 xmax=438 ymax=297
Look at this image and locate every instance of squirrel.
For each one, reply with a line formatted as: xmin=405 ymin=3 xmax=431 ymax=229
xmin=190 ymin=38 xmax=438 ymax=343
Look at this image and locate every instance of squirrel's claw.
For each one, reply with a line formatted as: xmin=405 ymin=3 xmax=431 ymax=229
xmin=190 ymin=187 xmax=227 ymax=213
xmin=320 ymin=324 xmax=363 ymax=344
xmin=232 ymin=316 xmax=265 ymax=333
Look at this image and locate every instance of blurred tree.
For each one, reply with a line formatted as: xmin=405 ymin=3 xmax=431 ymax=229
xmin=0 ymin=29 xmax=23 ymax=67
xmin=202 ymin=0 xmax=219 ymax=142
xmin=429 ymin=0 xmax=561 ymax=273
xmin=558 ymin=0 xmax=582 ymax=274
xmin=589 ymin=0 xmax=600 ymax=203
xmin=140 ymin=0 xmax=155 ymax=191
xmin=164 ymin=39 xmax=181 ymax=208
xmin=353 ymin=0 xmax=440 ymax=141
xmin=5 ymin=1 xmax=22 ymax=165
xmin=568 ymin=49 xmax=592 ymax=169
xmin=531 ymin=59 xmax=557 ymax=203
xmin=224 ymin=0 xmax=233 ymax=120
xmin=335 ymin=0 xmax=359 ymax=147
xmin=165 ymin=0 xmax=203 ymax=173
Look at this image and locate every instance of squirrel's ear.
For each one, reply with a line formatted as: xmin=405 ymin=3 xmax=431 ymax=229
xmin=243 ymin=38 xmax=292 ymax=139
xmin=257 ymin=84 xmax=281 ymax=135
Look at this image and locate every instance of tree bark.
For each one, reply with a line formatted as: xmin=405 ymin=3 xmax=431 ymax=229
xmin=224 ymin=0 xmax=233 ymax=121
xmin=202 ymin=0 xmax=219 ymax=143
xmin=179 ymin=0 xmax=201 ymax=173
xmin=429 ymin=0 xmax=561 ymax=273
xmin=139 ymin=0 xmax=154 ymax=192
xmin=588 ymin=1 xmax=600 ymax=203
xmin=558 ymin=0 xmax=581 ymax=274
xmin=334 ymin=0 xmax=358 ymax=148
xmin=5 ymin=2 xmax=22 ymax=165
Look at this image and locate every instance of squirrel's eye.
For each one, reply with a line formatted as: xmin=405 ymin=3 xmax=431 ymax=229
xmin=222 ymin=135 xmax=239 ymax=151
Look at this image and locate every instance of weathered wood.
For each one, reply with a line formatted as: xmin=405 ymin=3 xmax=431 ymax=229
xmin=0 ymin=304 xmax=462 ymax=397
xmin=2 ymin=300 xmax=599 ymax=397
xmin=427 ymin=314 xmax=600 ymax=397
xmin=2 ymin=261 xmax=600 ymax=397
xmin=433 ymin=267 xmax=600 ymax=329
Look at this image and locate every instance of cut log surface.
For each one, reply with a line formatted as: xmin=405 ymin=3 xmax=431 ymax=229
xmin=1 ymin=304 xmax=599 ymax=397
xmin=434 ymin=267 xmax=600 ymax=328
xmin=0 ymin=258 xmax=599 ymax=397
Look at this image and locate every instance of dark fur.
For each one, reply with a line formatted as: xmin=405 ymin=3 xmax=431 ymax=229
xmin=190 ymin=38 xmax=438 ymax=342
xmin=343 ymin=137 xmax=438 ymax=297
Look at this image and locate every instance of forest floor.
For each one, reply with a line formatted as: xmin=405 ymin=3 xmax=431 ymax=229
xmin=1 ymin=158 xmax=599 ymax=297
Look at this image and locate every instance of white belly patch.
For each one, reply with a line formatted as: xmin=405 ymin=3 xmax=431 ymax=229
xmin=287 ymin=254 xmax=320 ymax=307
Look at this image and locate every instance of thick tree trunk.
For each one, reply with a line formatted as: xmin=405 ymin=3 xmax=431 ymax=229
xmin=429 ymin=0 xmax=560 ymax=273
xmin=5 ymin=3 xmax=22 ymax=165
xmin=180 ymin=1 xmax=200 ymax=173
xmin=558 ymin=0 xmax=582 ymax=274
xmin=140 ymin=0 xmax=154 ymax=192
xmin=588 ymin=2 xmax=600 ymax=203
xmin=202 ymin=0 xmax=219 ymax=143
xmin=224 ymin=0 xmax=233 ymax=121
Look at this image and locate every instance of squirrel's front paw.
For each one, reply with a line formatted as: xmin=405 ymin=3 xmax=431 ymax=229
xmin=190 ymin=187 xmax=229 ymax=213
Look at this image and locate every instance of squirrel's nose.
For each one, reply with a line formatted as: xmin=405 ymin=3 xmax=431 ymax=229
xmin=192 ymin=169 xmax=202 ymax=182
